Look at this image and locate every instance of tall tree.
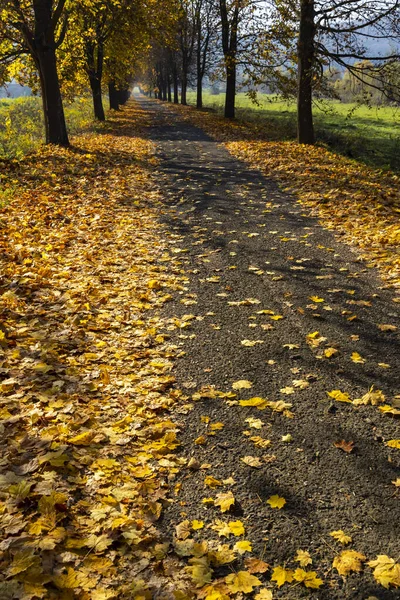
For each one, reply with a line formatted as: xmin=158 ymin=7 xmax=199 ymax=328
xmin=194 ymin=0 xmax=218 ymax=108
xmin=0 ymin=0 xmax=69 ymax=145
xmin=269 ymin=0 xmax=400 ymax=143
xmin=178 ymin=0 xmax=196 ymax=105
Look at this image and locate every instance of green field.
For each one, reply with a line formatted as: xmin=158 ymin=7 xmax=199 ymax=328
xmin=187 ymin=91 xmax=400 ymax=171
xmin=0 ymin=96 xmax=95 ymax=159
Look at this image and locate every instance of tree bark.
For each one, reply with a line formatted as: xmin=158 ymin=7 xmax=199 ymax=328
xmin=181 ymin=73 xmax=187 ymax=105
xmin=108 ymin=81 xmax=120 ymax=110
xmin=173 ymin=67 xmax=179 ymax=103
xmin=89 ymin=74 xmax=105 ymax=120
xmin=297 ymin=0 xmax=315 ymax=144
xmin=167 ymin=74 xmax=172 ymax=102
xmin=196 ymin=74 xmax=203 ymax=109
xmin=85 ymin=35 xmax=105 ymax=121
xmin=32 ymin=0 xmax=69 ymax=145
xmin=224 ymin=60 xmax=236 ymax=119
xmin=219 ymin=0 xmax=238 ymax=119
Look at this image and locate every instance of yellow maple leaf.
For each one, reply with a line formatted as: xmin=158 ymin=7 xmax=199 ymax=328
xmin=267 ymin=495 xmax=286 ymax=509
xmin=245 ymin=417 xmax=264 ymax=429
xmin=232 ymin=379 xmax=252 ymax=389
xmin=210 ymin=422 xmax=224 ymax=431
xmin=309 ymin=296 xmax=324 ymax=302
xmin=351 ymin=352 xmax=365 ymax=364
xmin=215 ymin=491 xmax=235 ymax=513
xmin=368 ymin=555 xmax=400 ymax=589
xmin=392 ymin=478 xmax=400 ymax=487
xmin=68 ymin=430 xmax=97 ymax=445
xmin=241 ymin=339 xmax=264 ymax=346
xmin=195 ymin=435 xmax=207 ymax=445
xmin=327 ymin=390 xmax=352 ymax=403
xmin=280 ymin=386 xmax=295 ymax=394
xmin=324 ymin=347 xmax=338 ymax=358
xmin=293 ymin=568 xmax=323 ymax=588
xmin=353 ymin=386 xmax=385 ymax=406
xmin=387 ymin=440 xmax=400 ymax=449
xmin=208 ymin=544 xmax=236 ymax=566
xmin=228 ymin=520 xmax=245 ymax=536
xmin=330 ymin=530 xmax=352 ymax=545
xmin=377 ymin=324 xmax=397 ymax=332
xmin=270 ymin=566 xmax=294 ymax=587
xmin=250 ymin=436 xmax=271 ymax=448
xmin=254 ymin=590 xmax=273 ymax=600
xmin=234 ymin=540 xmax=252 ymax=554
xmin=204 ymin=476 xmax=223 ymax=489
xmin=210 ymin=520 xmax=232 ymax=538
xmin=239 ymin=397 xmax=268 ymax=409
xmin=333 ymin=550 xmax=366 ymax=576
xmin=241 ymin=455 xmax=262 ymax=468
xmin=191 ymin=520 xmax=204 ymax=530
xmin=186 ymin=557 xmax=213 ymax=587
xmin=225 ymin=571 xmax=262 ymax=593
xmin=176 ymin=520 xmax=191 ymax=540
xmin=8 ymin=549 xmax=39 ymax=576
xmin=295 ymin=549 xmax=312 ymax=566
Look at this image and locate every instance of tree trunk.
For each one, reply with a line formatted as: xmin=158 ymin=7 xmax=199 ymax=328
xmin=85 ymin=39 xmax=105 ymax=121
xmin=36 ymin=49 xmax=69 ymax=145
xmin=173 ymin=68 xmax=179 ymax=104
xmin=167 ymin=75 xmax=172 ymax=102
xmin=297 ymin=0 xmax=315 ymax=144
xmin=181 ymin=73 xmax=187 ymax=105
xmin=31 ymin=0 xmax=69 ymax=145
xmin=109 ymin=82 xmax=120 ymax=110
xmin=89 ymin=74 xmax=105 ymax=121
xmin=224 ymin=61 xmax=236 ymax=119
xmin=196 ymin=74 xmax=203 ymax=109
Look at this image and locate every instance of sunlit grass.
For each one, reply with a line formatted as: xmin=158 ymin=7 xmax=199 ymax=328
xmin=186 ymin=91 xmax=400 ymax=171
xmin=0 ymin=96 xmax=96 ymax=159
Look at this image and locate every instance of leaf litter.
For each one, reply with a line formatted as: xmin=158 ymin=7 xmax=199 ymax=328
xmin=2 ymin=99 xmax=400 ymax=598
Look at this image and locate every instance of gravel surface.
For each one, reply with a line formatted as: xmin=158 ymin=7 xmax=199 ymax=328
xmin=140 ymin=97 xmax=400 ymax=600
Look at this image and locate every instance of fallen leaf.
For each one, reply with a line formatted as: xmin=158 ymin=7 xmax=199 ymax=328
xmin=204 ymin=476 xmax=223 ymax=489
xmin=295 ymin=549 xmax=312 ymax=567
xmin=377 ymin=324 xmax=397 ymax=332
xmin=267 ymin=495 xmax=286 ymax=509
xmin=215 ymin=491 xmax=235 ymax=513
xmin=324 ymin=347 xmax=338 ymax=358
xmin=245 ymin=557 xmax=270 ymax=574
xmin=293 ymin=568 xmax=323 ymax=588
xmin=239 ymin=397 xmax=268 ymax=409
xmin=368 ymin=555 xmax=400 ymax=588
xmin=330 ymin=530 xmax=352 ymax=545
xmin=245 ymin=417 xmax=264 ymax=429
xmin=334 ymin=440 xmax=355 ymax=453
xmin=254 ymin=590 xmax=273 ymax=600
xmin=351 ymin=352 xmax=366 ymax=364
xmin=333 ymin=550 xmax=366 ymax=575
xmin=270 ymin=566 xmax=294 ymax=587
xmin=234 ymin=540 xmax=252 ymax=554
xmin=232 ymin=380 xmax=252 ymax=390
xmin=387 ymin=440 xmax=400 ymax=449
xmin=327 ymin=390 xmax=352 ymax=403
xmin=241 ymin=455 xmax=262 ymax=468
xmin=225 ymin=571 xmax=262 ymax=593
xmin=353 ymin=387 xmax=385 ymax=406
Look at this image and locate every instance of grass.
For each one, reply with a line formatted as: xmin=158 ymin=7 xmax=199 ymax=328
xmin=186 ymin=91 xmax=400 ymax=171
xmin=0 ymin=96 xmax=95 ymax=160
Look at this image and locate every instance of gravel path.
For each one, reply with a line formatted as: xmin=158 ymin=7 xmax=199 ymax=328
xmin=140 ymin=97 xmax=400 ymax=600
